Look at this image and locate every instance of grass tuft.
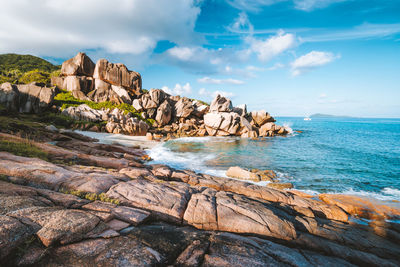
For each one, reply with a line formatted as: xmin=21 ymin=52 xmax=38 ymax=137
xmin=0 ymin=136 xmax=49 ymax=161
xmin=59 ymin=188 xmax=120 ymax=205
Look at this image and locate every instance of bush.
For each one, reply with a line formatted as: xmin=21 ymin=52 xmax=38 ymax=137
xmin=18 ymin=69 xmax=50 ymax=85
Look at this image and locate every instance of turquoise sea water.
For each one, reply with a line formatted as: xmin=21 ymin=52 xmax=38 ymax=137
xmin=148 ymin=117 xmax=400 ymax=200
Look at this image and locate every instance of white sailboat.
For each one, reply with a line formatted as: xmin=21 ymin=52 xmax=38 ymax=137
xmin=304 ymin=117 xmax=311 ymax=121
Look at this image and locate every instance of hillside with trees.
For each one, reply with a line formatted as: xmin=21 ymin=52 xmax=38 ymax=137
xmin=0 ymin=53 xmax=60 ymax=85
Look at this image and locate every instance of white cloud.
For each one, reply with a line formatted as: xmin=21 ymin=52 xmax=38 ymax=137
xmin=228 ymin=12 xmax=254 ymax=33
xmin=214 ymin=90 xmax=235 ymax=98
xmin=198 ymin=77 xmax=245 ymax=85
xmin=198 ymin=88 xmax=235 ymax=98
xmin=0 ymin=0 xmax=201 ymax=59
xmin=293 ymin=0 xmax=346 ymax=11
xmin=303 ymin=23 xmax=400 ymax=42
xmin=167 ymin=46 xmax=197 ymax=61
xmin=248 ymin=30 xmax=296 ymax=62
xmin=226 ymin=0 xmax=284 ymax=12
xmin=227 ymin=0 xmax=347 ymax=12
xmin=291 ymin=51 xmax=338 ymax=76
xmin=162 ymin=83 xmax=192 ymax=96
xmin=267 ymin=63 xmax=285 ymax=70
xmin=318 ymin=93 xmax=327 ymax=99
xmin=164 ymin=45 xmax=227 ymax=74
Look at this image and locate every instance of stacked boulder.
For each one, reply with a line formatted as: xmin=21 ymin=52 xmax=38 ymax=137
xmin=204 ymin=95 xmax=288 ymax=137
xmin=51 ymin=52 xmax=142 ymax=104
xmin=133 ymin=89 xmax=209 ymax=137
xmin=0 ymin=82 xmax=55 ymax=113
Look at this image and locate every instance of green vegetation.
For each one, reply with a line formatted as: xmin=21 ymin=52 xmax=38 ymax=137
xmin=54 ymin=90 xmax=155 ymax=125
xmin=0 ymin=174 xmax=8 ymax=181
xmin=0 ymin=53 xmax=60 ymax=85
xmin=59 ymin=188 xmax=120 ymax=205
xmin=0 ymin=136 xmax=49 ymax=161
xmin=18 ymin=69 xmax=50 ymax=84
xmin=0 ymin=113 xmax=107 ymax=142
xmin=0 ymin=53 xmax=59 ymax=73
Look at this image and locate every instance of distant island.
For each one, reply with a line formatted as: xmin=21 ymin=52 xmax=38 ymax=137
xmin=310 ymin=113 xmax=356 ymax=118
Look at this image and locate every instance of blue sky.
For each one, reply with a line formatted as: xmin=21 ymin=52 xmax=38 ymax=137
xmin=1 ymin=0 xmax=399 ymax=117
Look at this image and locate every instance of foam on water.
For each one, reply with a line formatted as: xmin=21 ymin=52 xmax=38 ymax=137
xmin=145 ymin=117 xmax=400 ymax=201
xmin=146 ymin=143 xmax=221 ymax=176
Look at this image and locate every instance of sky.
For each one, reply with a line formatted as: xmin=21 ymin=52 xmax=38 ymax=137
xmin=0 ymin=0 xmax=399 ymax=117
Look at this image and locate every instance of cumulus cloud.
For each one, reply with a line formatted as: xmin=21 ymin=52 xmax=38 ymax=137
xmin=198 ymin=77 xmax=244 ymax=85
xmin=247 ymin=30 xmax=296 ymax=62
xmin=291 ymin=51 xmax=339 ymax=76
xmin=161 ymin=83 xmax=192 ymax=96
xmin=0 ymin=0 xmax=201 ymax=60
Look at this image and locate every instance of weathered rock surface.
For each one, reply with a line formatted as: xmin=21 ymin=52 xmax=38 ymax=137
xmin=0 ymin=82 xmax=55 ymax=113
xmin=175 ymin=97 xmax=195 ymax=118
xmin=43 ymin=236 xmax=164 ymax=266
xmin=0 ymin=152 xmax=126 ymax=193
xmin=62 ymin=104 xmax=105 ymax=122
xmin=2 ymin=131 xmax=400 ymax=266
xmin=226 ymin=166 xmax=261 ymax=182
xmin=155 ymin=100 xmax=172 ymax=126
xmin=0 ymin=215 xmax=34 ymax=259
xmin=61 ymin=52 xmax=95 ymax=77
xmin=204 ymin=112 xmax=241 ymax=136
xmin=251 ymin=110 xmax=275 ymax=126
xmin=93 ymin=58 xmax=141 ymax=94
xmin=106 ymin=179 xmax=193 ymax=223
xmin=320 ymin=194 xmax=400 ymax=220
xmin=105 ymin=108 xmax=149 ymax=135
xmin=184 ymin=189 xmax=297 ymax=240
xmin=210 ymin=94 xmax=233 ymax=112
xmin=82 ymin=200 xmax=150 ymax=225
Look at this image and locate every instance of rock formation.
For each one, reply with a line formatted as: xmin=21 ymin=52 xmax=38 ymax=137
xmin=52 ymin=52 xmax=142 ymax=104
xmin=204 ymin=95 xmax=288 ymax=137
xmin=0 ymin=82 xmax=55 ymax=113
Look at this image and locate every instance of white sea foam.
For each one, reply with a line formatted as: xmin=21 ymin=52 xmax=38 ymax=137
xmin=328 ymin=188 xmax=400 ymax=201
xmin=382 ymin=187 xmax=400 ymax=198
xmin=146 ymin=143 xmax=219 ymax=175
xmin=169 ymin=136 xmax=238 ymax=143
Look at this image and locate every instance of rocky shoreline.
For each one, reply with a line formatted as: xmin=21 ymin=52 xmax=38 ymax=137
xmin=0 ymin=121 xmax=400 ymax=266
xmin=1 ymin=52 xmax=291 ymax=140
xmin=1 ymin=52 xmax=400 ymax=266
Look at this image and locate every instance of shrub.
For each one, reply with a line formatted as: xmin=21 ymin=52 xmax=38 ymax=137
xmin=18 ymin=69 xmax=50 ymax=85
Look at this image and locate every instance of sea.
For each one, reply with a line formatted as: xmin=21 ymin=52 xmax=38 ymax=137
xmin=147 ymin=117 xmax=400 ymax=201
